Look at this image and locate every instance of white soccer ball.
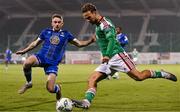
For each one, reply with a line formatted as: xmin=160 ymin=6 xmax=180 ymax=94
xmin=56 ymin=98 xmax=73 ymax=112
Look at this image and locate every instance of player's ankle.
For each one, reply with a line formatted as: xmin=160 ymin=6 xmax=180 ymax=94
xmin=26 ymin=81 xmax=32 ymax=85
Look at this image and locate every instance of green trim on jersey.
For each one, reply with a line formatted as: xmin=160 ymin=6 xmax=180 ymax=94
xmin=95 ymin=17 xmax=124 ymax=58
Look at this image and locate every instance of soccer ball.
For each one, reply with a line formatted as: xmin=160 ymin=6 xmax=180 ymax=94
xmin=56 ymin=98 xmax=73 ymax=112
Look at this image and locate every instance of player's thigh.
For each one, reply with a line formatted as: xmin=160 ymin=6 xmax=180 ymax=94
xmin=24 ymin=55 xmax=39 ymax=66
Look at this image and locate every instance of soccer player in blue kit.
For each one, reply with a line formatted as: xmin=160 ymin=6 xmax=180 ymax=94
xmin=116 ymin=26 xmax=128 ymax=49
xmin=16 ymin=14 xmax=95 ymax=100
xmin=5 ymin=48 xmax=12 ymax=70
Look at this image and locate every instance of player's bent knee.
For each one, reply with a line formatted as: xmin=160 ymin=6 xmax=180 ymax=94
xmin=23 ymin=61 xmax=33 ymax=68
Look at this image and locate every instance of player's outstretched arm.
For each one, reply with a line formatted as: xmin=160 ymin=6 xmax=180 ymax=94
xmin=16 ymin=38 xmax=42 ymax=55
xmin=70 ymin=34 xmax=96 ymax=47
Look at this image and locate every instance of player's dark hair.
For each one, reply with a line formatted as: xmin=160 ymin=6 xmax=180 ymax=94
xmin=117 ymin=26 xmax=122 ymax=31
xmin=81 ymin=3 xmax=97 ymax=13
xmin=52 ymin=14 xmax=63 ymax=20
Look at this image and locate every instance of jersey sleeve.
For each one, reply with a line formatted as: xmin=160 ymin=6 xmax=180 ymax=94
xmin=103 ymin=26 xmax=116 ymax=57
xmin=67 ymin=31 xmax=75 ymax=42
xmin=38 ymin=29 xmax=46 ymax=40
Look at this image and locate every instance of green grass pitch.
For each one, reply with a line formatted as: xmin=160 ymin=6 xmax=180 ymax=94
xmin=0 ymin=64 xmax=180 ymax=112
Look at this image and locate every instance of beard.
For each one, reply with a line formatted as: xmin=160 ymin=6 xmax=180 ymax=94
xmin=90 ymin=21 xmax=95 ymax=25
xmin=89 ymin=19 xmax=98 ymax=25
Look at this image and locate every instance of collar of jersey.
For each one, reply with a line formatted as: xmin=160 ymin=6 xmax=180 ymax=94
xmin=52 ymin=28 xmax=62 ymax=32
xmin=96 ymin=16 xmax=104 ymax=25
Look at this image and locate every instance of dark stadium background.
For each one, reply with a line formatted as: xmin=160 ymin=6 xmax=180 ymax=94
xmin=0 ymin=1 xmax=180 ymax=112
xmin=0 ymin=0 xmax=180 ymax=53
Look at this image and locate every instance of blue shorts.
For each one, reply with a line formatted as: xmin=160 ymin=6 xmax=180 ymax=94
xmin=6 ymin=58 xmax=11 ymax=62
xmin=43 ymin=64 xmax=58 ymax=75
xmin=34 ymin=54 xmax=58 ymax=75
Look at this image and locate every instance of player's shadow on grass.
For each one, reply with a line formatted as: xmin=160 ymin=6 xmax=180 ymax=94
xmin=60 ymin=80 xmax=86 ymax=84
xmin=1 ymin=81 xmax=87 ymax=111
xmin=0 ymin=100 xmax=54 ymax=111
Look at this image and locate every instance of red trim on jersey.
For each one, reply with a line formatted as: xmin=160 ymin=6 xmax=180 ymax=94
xmin=101 ymin=17 xmax=109 ymax=29
xmin=118 ymin=53 xmax=135 ymax=70
xmin=123 ymin=53 xmax=135 ymax=69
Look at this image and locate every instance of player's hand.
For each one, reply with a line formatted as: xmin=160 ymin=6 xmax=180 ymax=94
xmin=102 ymin=56 xmax=110 ymax=64
xmin=16 ymin=50 xmax=25 ymax=55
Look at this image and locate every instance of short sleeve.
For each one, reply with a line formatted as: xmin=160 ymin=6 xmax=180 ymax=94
xmin=67 ymin=31 xmax=75 ymax=42
xmin=38 ymin=29 xmax=46 ymax=40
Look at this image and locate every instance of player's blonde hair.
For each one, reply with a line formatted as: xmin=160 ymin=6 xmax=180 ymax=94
xmin=51 ymin=14 xmax=63 ymax=21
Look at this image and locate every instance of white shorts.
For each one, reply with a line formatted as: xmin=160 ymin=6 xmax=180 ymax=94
xmin=95 ymin=52 xmax=135 ymax=76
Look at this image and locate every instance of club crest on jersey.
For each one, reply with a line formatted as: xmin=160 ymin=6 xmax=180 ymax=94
xmin=50 ymin=35 xmax=60 ymax=45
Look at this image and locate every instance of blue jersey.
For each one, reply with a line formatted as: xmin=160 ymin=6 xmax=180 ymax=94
xmin=116 ymin=33 xmax=128 ymax=48
xmin=5 ymin=49 xmax=12 ymax=61
xmin=36 ymin=28 xmax=75 ymax=65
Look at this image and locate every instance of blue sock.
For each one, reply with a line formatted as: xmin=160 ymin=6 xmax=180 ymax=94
xmin=54 ymin=84 xmax=60 ymax=93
